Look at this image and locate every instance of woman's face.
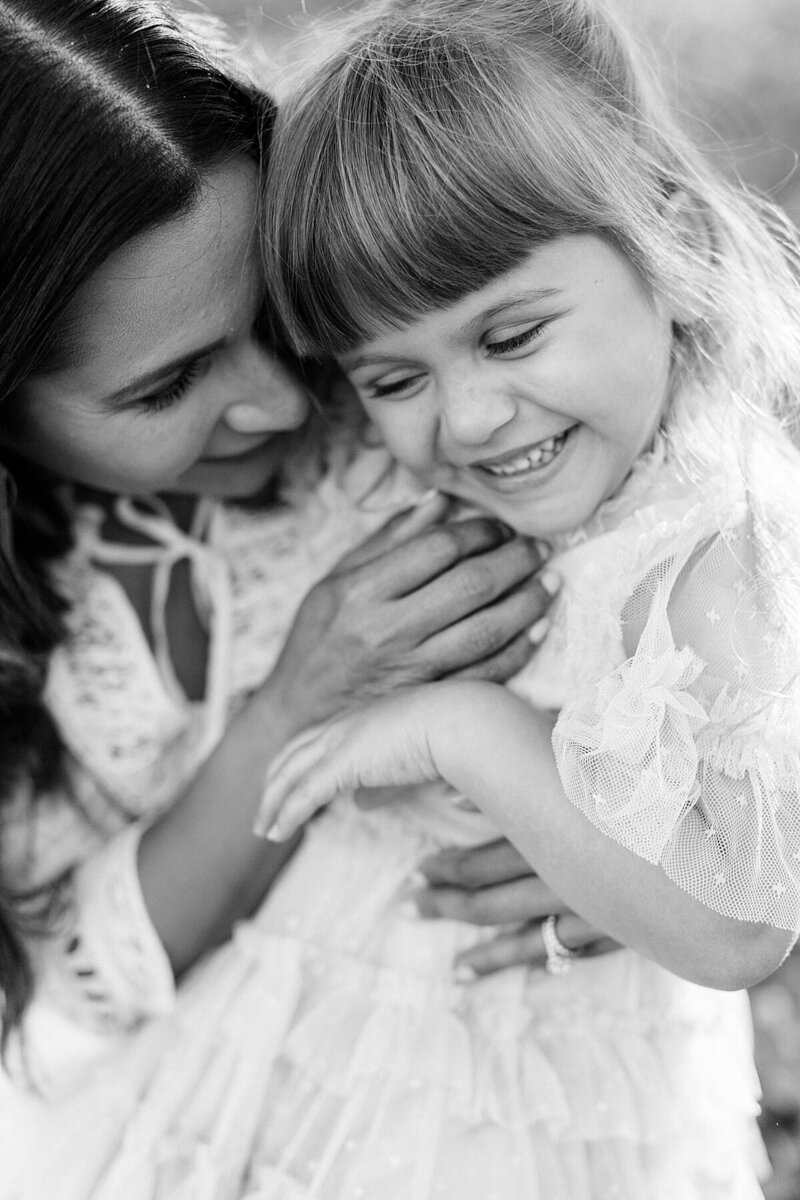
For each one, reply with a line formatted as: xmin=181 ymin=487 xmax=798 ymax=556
xmin=2 ymin=161 xmax=309 ymax=500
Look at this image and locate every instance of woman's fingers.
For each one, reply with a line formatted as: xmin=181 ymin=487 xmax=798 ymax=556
xmin=420 ymin=569 xmax=558 ymax=681
xmin=417 ymin=876 xmax=563 ymax=926
xmin=332 ymin=493 xmax=451 ymax=571
xmin=420 ymin=839 xmax=535 ymax=888
xmin=454 ymin=915 xmax=622 ymax=978
xmin=416 ymin=840 xmax=623 ymax=975
xmin=337 ymin=516 xmax=513 ymax=602
xmin=406 ymin=533 xmax=549 ymax=626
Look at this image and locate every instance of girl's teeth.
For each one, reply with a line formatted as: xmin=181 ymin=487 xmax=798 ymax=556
xmin=482 ymin=431 xmax=568 ymax=476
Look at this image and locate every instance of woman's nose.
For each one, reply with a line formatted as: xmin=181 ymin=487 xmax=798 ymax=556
xmin=222 ymin=343 xmax=309 ymax=433
xmin=224 ymin=401 xmax=280 ymax=434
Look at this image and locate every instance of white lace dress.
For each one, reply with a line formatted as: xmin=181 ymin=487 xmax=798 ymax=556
xmin=0 ymin=415 xmax=790 ymax=1200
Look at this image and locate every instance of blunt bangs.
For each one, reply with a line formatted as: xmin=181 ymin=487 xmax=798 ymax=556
xmin=264 ymin=11 xmax=662 ymax=358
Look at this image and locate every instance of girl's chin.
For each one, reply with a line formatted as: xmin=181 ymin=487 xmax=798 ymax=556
xmin=457 ymin=483 xmax=603 ymax=540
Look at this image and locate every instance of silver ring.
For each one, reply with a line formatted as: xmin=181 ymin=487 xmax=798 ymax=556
xmin=542 ymin=914 xmax=575 ymax=976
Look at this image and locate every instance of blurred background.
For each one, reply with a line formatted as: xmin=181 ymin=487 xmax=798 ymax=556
xmin=187 ymin=2 xmax=800 ymax=1195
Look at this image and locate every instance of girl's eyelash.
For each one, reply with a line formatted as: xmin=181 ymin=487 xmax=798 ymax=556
xmin=486 ymin=323 xmax=546 ymax=355
xmin=137 ymin=358 xmax=207 ymax=414
xmin=361 ymin=321 xmax=548 ymax=396
xmin=369 ymin=374 xmax=423 ymax=399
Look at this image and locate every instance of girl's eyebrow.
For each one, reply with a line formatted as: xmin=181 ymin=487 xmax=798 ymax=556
xmin=457 ymin=286 xmax=561 ymax=342
xmin=102 ymin=337 xmax=228 ymax=405
xmin=343 ymin=286 xmax=561 ymax=372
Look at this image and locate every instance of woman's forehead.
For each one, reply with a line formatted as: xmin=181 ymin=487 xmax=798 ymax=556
xmin=44 ymin=161 xmax=261 ymax=395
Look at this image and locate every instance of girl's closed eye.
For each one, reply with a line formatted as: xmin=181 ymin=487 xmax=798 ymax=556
xmin=360 ymin=370 xmax=428 ymax=400
xmin=484 ymin=321 xmax=548 ymax=357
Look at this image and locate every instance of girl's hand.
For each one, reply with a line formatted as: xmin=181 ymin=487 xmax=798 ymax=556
xmin=266 ymin=496 xmax=558 ymax=740
xmin=256 ymin=687 xmax=446 ymax=841
xmin=416 ymin=840 xmax=621 ymax=976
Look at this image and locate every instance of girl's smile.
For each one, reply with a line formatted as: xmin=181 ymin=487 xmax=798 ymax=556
xmin=342 ymin=235 xmax=676 ymax=539
xmin=469 ymin=425 xmax=577 ymax=482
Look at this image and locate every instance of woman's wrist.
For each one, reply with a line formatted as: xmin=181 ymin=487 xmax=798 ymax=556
xmin=249 ymin=672 xmax=316 ymax=750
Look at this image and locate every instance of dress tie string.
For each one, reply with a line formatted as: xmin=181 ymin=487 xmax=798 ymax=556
xmin=82 ymin=495 xmax=232 ymax=756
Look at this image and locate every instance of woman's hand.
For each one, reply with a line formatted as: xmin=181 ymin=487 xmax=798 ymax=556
xmin=416 ymin=840 xmax=621 ymax=977
xmin=266 ymin=496 xmax=558 ymax=739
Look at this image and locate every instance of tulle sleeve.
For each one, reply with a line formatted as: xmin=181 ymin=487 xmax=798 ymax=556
xmin=553 ymin=522 xmax=800 ymax=931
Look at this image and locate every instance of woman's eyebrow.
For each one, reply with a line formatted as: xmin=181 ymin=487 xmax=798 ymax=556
xmin=103 ymin=337 xmax=227 ymax=404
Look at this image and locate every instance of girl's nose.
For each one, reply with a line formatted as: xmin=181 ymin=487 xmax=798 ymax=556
xmin=440 ymin=382 xmax=517 ymax=446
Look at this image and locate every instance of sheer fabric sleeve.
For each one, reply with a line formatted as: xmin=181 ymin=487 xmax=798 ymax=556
xmin=553 ymin=523 xmax=800 ymax=931
xmin=4 ymin=772 xmax=175 ymax=1034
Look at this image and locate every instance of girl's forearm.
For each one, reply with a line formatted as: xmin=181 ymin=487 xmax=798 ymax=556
xmin=137 ymin=680 xmax=302 ymax=976
xmin=434 ymin=683 xmax=792 ymax=989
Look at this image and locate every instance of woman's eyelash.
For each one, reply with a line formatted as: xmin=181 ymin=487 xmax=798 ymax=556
xmin=486 ymin=324 xmax=546 ymax=355
xmin=137 ymin=358 xmax=207 ymax=414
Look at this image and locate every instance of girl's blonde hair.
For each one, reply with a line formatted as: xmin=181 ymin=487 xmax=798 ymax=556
xmin=263 ymin=0 xmax=800 ymax=433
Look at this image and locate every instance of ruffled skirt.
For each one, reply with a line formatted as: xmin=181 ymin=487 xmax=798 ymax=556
xmin=1 ymin=801 xmax=768 ymax=1200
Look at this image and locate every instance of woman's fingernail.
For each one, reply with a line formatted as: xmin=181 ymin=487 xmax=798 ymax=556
xmin=414 ymin=891 xmax=439 ymax=917
xmin=454 ymin=963 xmax=477 ymax=983
xmin=534 ymin=539 xmax=551 ymax=560
xmin=539 ymin=569 xmax=561 ymax=596
xmin=528 ymin=616 xmax=551 ymax=644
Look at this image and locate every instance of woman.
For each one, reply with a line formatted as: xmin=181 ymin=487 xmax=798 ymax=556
xmin=0 ymin=3 xmax=609 ymax=1195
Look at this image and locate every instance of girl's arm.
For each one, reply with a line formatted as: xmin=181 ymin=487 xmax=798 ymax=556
xmin=260 ymin=681 xmax=794 ymax=990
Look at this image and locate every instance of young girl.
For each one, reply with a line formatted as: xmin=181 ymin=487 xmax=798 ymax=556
xmin=254 ymin=0 xmax=800 ymax=1193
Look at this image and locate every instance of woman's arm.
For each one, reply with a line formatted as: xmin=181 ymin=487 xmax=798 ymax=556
xmin=260 ymin=681 xmax=794 ymax=990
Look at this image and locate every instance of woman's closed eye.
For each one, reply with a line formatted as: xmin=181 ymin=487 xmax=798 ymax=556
xmin=133 ymin=354 xmax=212 ymax=416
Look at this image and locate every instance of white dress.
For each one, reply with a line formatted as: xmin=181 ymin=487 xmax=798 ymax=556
xmin=1 ymin=405 xmax=792 ymax=1200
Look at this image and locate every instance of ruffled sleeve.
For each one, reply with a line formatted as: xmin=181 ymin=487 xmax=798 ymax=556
xmin=29 ymin=823 xmax=176 ymax=1032
xmin=2 ymin=768 xmax=176 ymax=1037
xmin=553 ymin=521 xmax=800 ymax=931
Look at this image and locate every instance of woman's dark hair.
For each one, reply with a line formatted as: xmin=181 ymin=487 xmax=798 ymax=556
xmin=0 ymin=0 xmax=272 ymax=1042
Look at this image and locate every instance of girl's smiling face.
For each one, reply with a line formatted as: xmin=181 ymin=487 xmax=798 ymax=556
xmin=2 ymin=160 xmax=309 ymax=500
xmin=342 ymin=235 xmax=675 ymax=538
